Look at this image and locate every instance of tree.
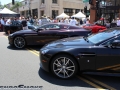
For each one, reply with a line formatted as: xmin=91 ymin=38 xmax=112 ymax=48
xmin=10 ymin=1 xmax=22 ymax=13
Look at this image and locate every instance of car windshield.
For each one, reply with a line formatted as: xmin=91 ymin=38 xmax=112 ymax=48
xmin=88 ymin=28 xmax=120 ymax=44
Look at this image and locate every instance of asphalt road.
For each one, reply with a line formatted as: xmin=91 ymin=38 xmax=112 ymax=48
xmin=0 ymin=33 xmax=120 ymax=90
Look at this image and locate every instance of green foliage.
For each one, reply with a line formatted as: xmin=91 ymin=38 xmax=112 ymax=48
xmin=10 ymin=1 xmax=22 ymax=10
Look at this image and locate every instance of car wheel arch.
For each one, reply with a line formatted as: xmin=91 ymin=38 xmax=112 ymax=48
xmin=49 ymin=52 xmax=80 ymax=72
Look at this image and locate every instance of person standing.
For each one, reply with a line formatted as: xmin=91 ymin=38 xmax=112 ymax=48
xmin=86 ymin=19 xmax=90 ymax=24
xmin=69 ymin=17 xmax=77 ymax=26
xmin=6 ymin=18 xmax=12 ymax=35
xmin=1 ymin=17 xmax=5 ymax=31
xmin=21 ymin=17 xmax=28 ymax=30
xmin=117 ymin=18 xmax=120 ymax=27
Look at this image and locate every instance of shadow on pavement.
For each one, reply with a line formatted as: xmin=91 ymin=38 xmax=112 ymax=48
xmin=38 ymin=67 xmax=93 ymax=88
xmin=7 ymin=45 xmax=26 ymax=50
xmin=7 ymin=45 xmax=43 ymax=51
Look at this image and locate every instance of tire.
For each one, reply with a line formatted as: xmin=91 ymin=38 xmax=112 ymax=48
xmin=50 ymin=54 xmax=78 ymax=79
xmin=14 ymin=36 xmax=26 ymax=48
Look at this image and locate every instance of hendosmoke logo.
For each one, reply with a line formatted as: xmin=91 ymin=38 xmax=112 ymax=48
xmin=0 ymin=85 xmax=43 ymax=89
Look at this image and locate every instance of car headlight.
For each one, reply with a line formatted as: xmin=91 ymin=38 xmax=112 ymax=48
xmin=41 ymin=49 xmax=49 ymax=54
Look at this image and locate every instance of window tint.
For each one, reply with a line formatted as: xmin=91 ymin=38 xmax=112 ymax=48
xmin=102 ymin=35 xmax=120 ymax=45
xmin=88 ymin=29 xmax=120 ymax=44
xmin=61 ymin=25 xmax=69 ymax=29
xmin=40 ymin=24 xmax=60 ymax=29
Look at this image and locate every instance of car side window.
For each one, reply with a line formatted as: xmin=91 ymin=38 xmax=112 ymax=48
xmin=61 ymin=25 xmax=69 ymax=29
xmin=39 ymin=24 xmax=60 ymax=30
xmin=101 ymin=36 xmax=120 ymax=45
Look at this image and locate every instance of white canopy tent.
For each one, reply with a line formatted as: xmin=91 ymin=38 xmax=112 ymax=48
xmin=71 ymin=11 xmax=86 ymax=18
xmin=0 ymin=8 xmax=20 ymax=17
xmin=56 ymin=12 xmax=69 ymax=19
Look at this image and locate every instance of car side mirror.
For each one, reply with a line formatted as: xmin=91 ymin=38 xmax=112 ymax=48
xmin=110 ymin=40 xmax=120 ymax=48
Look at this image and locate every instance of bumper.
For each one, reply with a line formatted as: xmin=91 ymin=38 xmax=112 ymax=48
xmin=8 ymin=36 xmax=14 ymax=45
xmin=39 ymin=52 xmax=51 ymax=72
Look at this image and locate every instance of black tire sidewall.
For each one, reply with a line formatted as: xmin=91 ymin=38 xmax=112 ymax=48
xmin=50 ymin=54 xmax=78 ymax=79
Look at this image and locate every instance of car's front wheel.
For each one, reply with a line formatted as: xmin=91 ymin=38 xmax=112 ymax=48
xmin=50 ymin=54 xmax=78 ymax=79
xmin=14 ymin=36 xmax=26 ymax=48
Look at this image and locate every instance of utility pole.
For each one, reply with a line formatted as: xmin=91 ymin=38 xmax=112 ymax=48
xmin=26 ymin=0 xmax=31 ymax=18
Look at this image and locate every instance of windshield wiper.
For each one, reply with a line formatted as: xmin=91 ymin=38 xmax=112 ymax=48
xmin=83 ymin=36 xmax=89 ymax=42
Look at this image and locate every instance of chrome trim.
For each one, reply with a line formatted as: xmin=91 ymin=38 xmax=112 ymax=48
xmin=79 ymin=54 xmax=96 ymax=56
xmin=24 ymin=34 xmax=38 ymax=35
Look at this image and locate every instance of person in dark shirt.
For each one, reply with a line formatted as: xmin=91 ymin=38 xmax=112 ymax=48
xmin=21 ymin=17 xmax=28 ymax=30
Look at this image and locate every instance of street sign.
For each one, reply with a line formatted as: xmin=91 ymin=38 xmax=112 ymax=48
xmin=83 ymin=0 xmax=89 ymax=3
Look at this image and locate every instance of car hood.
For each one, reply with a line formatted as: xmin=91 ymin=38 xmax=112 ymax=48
xmin=13 ymin=29 xmax=36 ymax=34
xmin=45 ymin=36 xmax=93 ymax=48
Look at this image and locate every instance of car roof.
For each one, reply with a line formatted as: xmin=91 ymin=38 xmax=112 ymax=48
xmin=43 ymin=23 xmax=81 ymax=28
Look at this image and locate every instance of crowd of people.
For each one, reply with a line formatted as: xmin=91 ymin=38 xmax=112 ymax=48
xmin=0 ymin=16 xmax=90 ymax=35
xmin=1 ymin=15 xmax=120 ymax=35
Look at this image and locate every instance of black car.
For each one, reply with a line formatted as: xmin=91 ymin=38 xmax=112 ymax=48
xmin=40 ymin=27 xmax=120 ymax=79
xmin=8 ymin=23 xmax=91 ymax=48
xmin=4 ymin=21 xmax=38 ymax=34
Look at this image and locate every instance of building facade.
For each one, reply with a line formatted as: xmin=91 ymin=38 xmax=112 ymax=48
xmin=90 ymin=0 xmax=120 ymax=23
xmin=19 ymin=0 xmax=90 ymax=18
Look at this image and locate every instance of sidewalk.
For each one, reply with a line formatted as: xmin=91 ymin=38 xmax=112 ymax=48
xmin=0 ymin=32 xmax=7 ymax=36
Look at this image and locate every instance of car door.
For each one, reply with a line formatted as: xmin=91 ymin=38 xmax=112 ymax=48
xmin=78 ymin=47 xmax=97 ymax=71
xmin=96 ymin=36 xmax=120 ymax=72
xmin=33 ymin=24 xmax=61 ymax=45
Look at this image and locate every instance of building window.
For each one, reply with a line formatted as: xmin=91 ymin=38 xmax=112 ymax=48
xmin=41 ymin=10 xmax=44 ymax=16
xmin=64 ymin=8 xmax=73 ymax=16
xmin=52 ymin=0 xmax=57 ymax=4
xmin=32 ymin=9 xmax=38 ymax=18
xmin=21 ymin=11 xmax=24 ymax=16
xmin=52 ymin=10 xmax=58 ymax=19
xmin=75 ymin=9 xmax=80 ymax=13
xmin=41 ymin=0 xmax=45 ymax=4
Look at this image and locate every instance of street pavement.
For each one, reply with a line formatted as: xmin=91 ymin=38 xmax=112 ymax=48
xmin=0 ymin=33 xmax=97 ymax=90
xmin=0 ymin=32 xmax=120 ymax=90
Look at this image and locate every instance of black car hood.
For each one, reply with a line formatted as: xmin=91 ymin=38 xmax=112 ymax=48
xmin=46 ymin=36 xmax=93 ymax=48
xmin=13 ymin=29 xmax=36 ymax=34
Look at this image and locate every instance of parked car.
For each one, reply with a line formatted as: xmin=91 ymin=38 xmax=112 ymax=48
xmin=27 ymin=22 xmax=38 ymax=30
xmin=40 ymin=27 xmax=120 ymax=79
xmin=8 ymin=23 xmax=91 ymax=48
xmin=4 ymin=21 xmax=22 ymax=34
xmin=4 ymin=21 xmax=38 ymax=34
xmin=82 ymin=24 xmax=107 ymax=33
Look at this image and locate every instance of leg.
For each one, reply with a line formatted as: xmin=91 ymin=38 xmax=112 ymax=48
xmin=7 ymin=30 xmax=10 ymax=35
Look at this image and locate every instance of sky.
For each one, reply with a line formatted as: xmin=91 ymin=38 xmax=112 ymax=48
xmin=0 ymin=0 xmax=22 ymax=5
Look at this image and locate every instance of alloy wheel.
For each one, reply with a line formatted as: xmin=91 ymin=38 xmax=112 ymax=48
xmin=53 ymin=57 xmax=75 ymax=79
xmin=14 ymin=37 xmax=26 ymax=48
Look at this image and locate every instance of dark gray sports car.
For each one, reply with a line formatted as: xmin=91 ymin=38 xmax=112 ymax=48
xmin=40 ymin=27 xmax=120 ymax=79
xmin=8 ymin=23 xmax=91 ymax=48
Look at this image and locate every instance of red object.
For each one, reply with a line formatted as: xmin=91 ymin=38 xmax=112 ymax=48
xmin=100 ymin=18 xmax=104 ymax=20
xmin=82 ymin=24 xmax=107 ymax=33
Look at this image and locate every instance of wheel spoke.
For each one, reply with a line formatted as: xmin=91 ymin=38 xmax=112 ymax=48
xmin=66 ymin=68 xmax=74 ymax=72
xmin=65 ymin=70 xmax=69 ymax=77
xmin=63 ymin=69 xmax=66 ymax=78
xmin=54 ymin=68 xmax=61 ymax=72
xmin=57 ymin=69 xmax=62 ymax=75
xmin=57 ymin=60 xmax=61 ymax=66
xmin=54 ymin=63 xmax=61 ymax=67
xmin=66 ymin=66 xmax=75 ymax=69
xmin=65 ymin=59 xmax=69 ymax=65
xmin=63 ymin=57 xmax=66 ymax=65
